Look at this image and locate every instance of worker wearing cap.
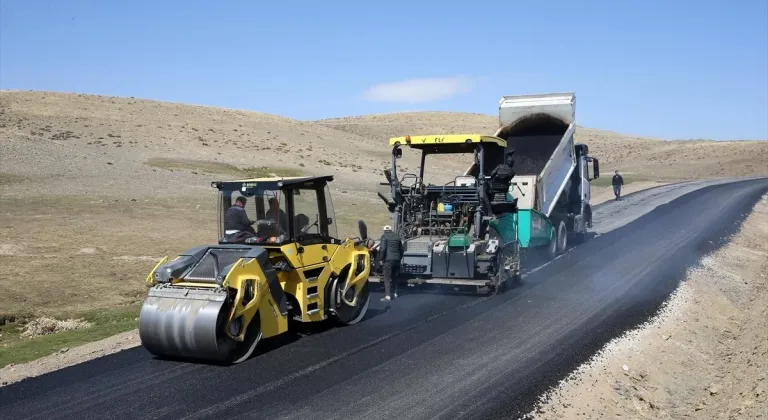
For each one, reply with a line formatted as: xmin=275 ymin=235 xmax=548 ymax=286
xmin=377 ymin=225 xmax=403 ymax=302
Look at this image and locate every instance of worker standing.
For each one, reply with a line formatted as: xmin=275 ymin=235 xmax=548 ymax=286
xmin=377 ymin=225 xmax=403 ymax=302
xmin=612 ymin=170 xmax=624 ymax=200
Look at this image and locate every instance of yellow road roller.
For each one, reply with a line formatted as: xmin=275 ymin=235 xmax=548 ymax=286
xmin=139 ymin=175 xmax=372 ymax=364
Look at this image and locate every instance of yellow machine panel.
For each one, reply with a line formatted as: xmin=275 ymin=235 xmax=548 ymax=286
xmin=389 ymin=134 xmax=507 ymax=147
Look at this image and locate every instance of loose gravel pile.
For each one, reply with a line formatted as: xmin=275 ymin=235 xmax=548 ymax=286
xmin=19 ymin=317 xmax=92 ymax=339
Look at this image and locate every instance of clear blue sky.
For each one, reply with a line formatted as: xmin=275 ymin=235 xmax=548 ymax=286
xmin=1 ymin=0 xmax=767 ymax=140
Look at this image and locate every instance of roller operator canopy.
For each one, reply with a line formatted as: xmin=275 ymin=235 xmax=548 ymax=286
xmin=389 ymin=134 xmax=507 ymax=155
xmin=212 ymin=175 xmax=334 ymax=194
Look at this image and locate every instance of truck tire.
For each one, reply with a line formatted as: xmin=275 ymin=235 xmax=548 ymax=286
xmin=547 ymin=231 xmax=557 ymax=260
xmin=555 ymin=220 xmax=568 ymax=255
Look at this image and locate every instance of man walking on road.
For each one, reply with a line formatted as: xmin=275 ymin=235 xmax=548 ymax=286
xmin=377 ymin=225 xmax=403 ymax=303
xmin=612 ymin=170 xmax=624 ymax=200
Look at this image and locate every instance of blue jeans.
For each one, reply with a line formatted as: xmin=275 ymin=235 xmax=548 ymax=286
xmin=613 ymin=185 xmax=621 ymax=199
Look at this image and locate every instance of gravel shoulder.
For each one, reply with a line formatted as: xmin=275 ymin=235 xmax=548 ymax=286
xmin=528 ymin=193 xmax=768 ymax=420
xmin=1 ymin=331 xmax=139 ymax=386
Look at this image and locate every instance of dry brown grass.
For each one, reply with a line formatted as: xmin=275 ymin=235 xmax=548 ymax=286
xmin=0 ymin=89 xmax=766 ymax=322
xmin=0 ymin=196 xmax=215 ymax=318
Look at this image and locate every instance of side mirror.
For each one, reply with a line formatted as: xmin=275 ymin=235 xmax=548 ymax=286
xmin=394 ymin=148 xmax=403 ymax=159
xmin=358 ymin=220 xmax=368 ymax=241
xmin=592 ymin=158 xmax=600 ymax=179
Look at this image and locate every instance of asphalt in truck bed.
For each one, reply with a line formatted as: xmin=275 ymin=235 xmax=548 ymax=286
xmin=1 ymin=177 xmax=766 ymax=420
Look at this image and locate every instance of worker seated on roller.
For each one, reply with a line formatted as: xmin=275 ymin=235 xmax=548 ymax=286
xmin=294 ymin=213 xmax=311 ymax=234
xmin=267 ymin=196 xmax=289 ymax=232
xmin=222 ymin=196 xmax=257 ymax=243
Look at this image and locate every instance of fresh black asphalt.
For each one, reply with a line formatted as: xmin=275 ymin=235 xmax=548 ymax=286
xmin=1 ymin=178 xmax=766 ymax=420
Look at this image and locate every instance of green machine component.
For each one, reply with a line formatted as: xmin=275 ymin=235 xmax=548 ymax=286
xmin=514 ymin=209 xmax=555 ymax=248
xmin=487 ymin=193 xmax=553 ymax=249
xmin=447 ymin=231 xmax=472 ymax=248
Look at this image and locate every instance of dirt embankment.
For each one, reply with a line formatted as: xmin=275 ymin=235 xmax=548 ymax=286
xmin=527 ymin=194 xmax=768 ymax=420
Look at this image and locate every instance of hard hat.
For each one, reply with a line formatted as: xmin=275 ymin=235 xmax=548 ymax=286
xmin=383 ymin=225 xmax=392 ymax=231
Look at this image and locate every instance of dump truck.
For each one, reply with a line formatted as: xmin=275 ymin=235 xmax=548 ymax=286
xmin=369 ymin=92 xmax=599 ymax=293
xmin=138 ymin=175 xmax=372 ymax=364
xmin=479 ymin=92 xmax=600 ymax=256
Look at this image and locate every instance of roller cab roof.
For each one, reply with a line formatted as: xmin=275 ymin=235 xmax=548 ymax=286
xmin=212 ymin=175 xmax=334 ymax=192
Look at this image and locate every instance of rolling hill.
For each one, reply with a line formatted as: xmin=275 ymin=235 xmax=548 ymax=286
xmin=0 ymin=89 xmax=766 ymax=321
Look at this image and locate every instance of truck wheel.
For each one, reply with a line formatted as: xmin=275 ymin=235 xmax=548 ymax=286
xmin=555 ymin=220 xmax=568 ymax=255
xmin=547 ymin=230 xmax=557 ymax=260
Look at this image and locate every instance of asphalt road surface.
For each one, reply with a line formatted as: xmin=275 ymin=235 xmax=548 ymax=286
xmin=2 ymin=177 xmax=766 ymax=420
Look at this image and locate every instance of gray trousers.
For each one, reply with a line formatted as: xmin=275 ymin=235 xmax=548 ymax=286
xmin=382 ymin=260 xmax=399 ymax=297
